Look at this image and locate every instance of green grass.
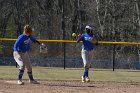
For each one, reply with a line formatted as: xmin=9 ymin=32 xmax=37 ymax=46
xmin=0 ymin=66 xmax=140 ymax=82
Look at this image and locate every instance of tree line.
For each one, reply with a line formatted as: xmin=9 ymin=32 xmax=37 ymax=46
xmin=0 ymin=0 xmax=140 ymax=66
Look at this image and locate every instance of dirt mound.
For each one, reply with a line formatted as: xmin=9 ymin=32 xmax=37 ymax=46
xmin=1 ymin=80 xmax=140 ymax=93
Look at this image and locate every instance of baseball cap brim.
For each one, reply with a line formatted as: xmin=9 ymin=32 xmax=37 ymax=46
xmin=85 ymin=26 xmax=92 ymax=29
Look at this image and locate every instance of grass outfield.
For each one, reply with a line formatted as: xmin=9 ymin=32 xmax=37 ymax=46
xmin=0 ymin=66 xmax=140 ymax=82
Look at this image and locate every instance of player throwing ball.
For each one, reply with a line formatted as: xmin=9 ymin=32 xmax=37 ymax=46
xmin=13 ymin=25 xmax=41 ymax=85
xmin=77 ymin=25 xmax=98 ymax=82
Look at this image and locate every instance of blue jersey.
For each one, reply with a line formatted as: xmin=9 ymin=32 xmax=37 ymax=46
xmin=13 ymin=34 xmax=36 ymax=53
xmin=77 ymin=33 xmax=94 ymax=51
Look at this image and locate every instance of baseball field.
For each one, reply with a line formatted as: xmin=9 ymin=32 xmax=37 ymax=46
xmin=0 ymin=66 xmax=140 ymax=93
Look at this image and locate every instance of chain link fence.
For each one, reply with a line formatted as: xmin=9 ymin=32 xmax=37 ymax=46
xmin=0 ymin=41 xmax=140 ymax=70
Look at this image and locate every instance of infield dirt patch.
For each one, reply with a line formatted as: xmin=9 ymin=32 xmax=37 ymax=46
xmin=0 ymin=80 xmax=140 ymax=93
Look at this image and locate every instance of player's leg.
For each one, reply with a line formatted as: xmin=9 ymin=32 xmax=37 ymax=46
xmin=13 ymin=52 xmax=25 ymax=85
xmin=85 ymin=51 xmax=93 ymax=82
xmin=81 ymin=49 xmax=89 ymax=82
xmin=23 ymin=52 xmax=39 ymax=84
xmin=81 ymin=49 xmax=92 ymax=82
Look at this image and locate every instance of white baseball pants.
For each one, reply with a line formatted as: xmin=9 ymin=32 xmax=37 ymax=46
xmin=81 ymin=49 xmax=93 ymax=68
xmin=13 ymin=51 xmax=32 ymax=72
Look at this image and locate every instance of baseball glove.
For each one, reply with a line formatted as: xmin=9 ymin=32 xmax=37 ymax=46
xmin=40 ymin=43 xmax=48 ymax=53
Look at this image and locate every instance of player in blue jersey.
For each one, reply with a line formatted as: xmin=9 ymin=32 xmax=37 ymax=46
xmin=13 ymin=25 xmax=41 ymax=85
xmin=77 ymin=25 xmax=98 ymax=82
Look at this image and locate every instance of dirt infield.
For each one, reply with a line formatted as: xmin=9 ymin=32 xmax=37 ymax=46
xmin=0 ymin=80 xmax=140 ymax=93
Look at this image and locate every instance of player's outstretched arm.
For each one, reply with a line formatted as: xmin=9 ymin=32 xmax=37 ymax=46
xmin=76 ymin=34 xmax=82 ymax=43
xmin=35 ymin=40 xmax=41 ymax=45
xmin=29 ymin=35 xmax=41 ymax=45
